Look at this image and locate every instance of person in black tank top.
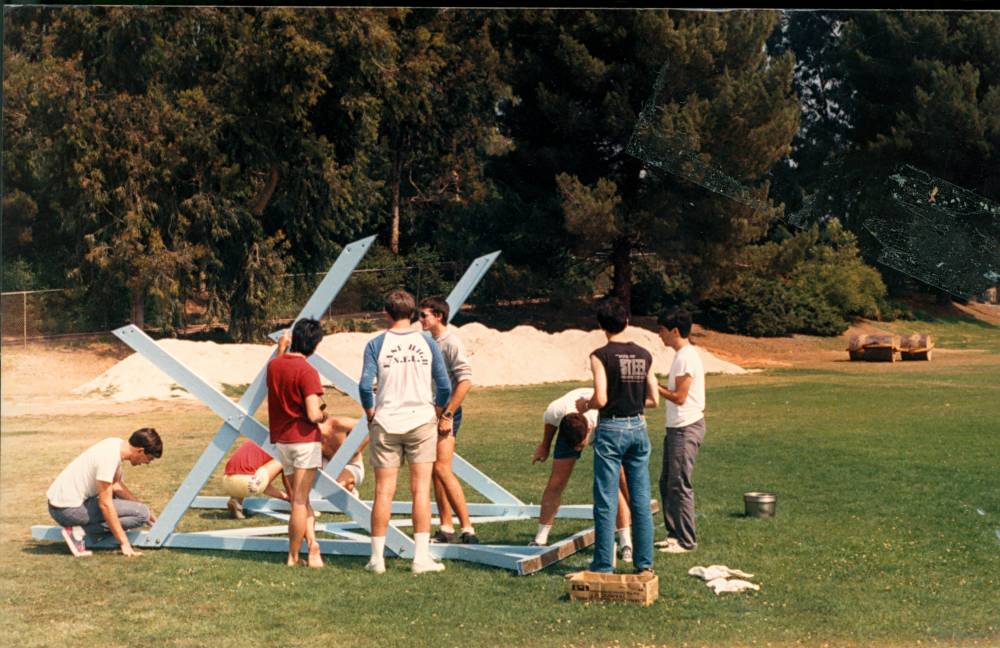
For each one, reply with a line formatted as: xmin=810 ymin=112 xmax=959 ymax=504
xmin=577 ymin=298 xmax=659 ymax=574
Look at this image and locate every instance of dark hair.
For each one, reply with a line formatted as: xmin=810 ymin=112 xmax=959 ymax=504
xmin=596 ymin=298 xmax=628 ymax=334
xmin=129 ymin=427 xmax=163 ymax=459
xmin=557 ymin=413 xmax=589 ymax=448
xmin=658 ymin=307 xmax=693 ymax=338
xmin=385 ymin=289 xmax=416 ymax=321
xmin=290 ymin=318 xmax=324 ymax=356
xmin=419 ymin=295 xmax=450 ymax=322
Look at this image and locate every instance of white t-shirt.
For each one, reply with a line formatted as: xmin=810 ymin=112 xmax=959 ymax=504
xmin=46 ymin=437 xmax=123 ymax=508
xmin=543 ymin=388 xmax=599 ymax=431
xmin=666 ymin=345 xmax=706 ymax=428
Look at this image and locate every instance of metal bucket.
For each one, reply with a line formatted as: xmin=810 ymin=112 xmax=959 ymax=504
xmin=744 ymin=492 xmax=776 ymax=518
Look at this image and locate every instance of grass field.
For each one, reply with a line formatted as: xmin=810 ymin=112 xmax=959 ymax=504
xmin=2 ymin=323 xmax=998 ymax=647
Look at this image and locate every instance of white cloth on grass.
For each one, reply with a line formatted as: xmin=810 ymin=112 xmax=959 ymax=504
xmin=689 ymin=565 xmax=759 ymax=595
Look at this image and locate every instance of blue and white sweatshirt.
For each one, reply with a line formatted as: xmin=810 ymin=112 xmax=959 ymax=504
xmin=359 ymin=329 xmax=452 ymax=434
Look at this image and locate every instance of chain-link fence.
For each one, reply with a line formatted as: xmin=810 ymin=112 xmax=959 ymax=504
xmin=1 ymin=262 xmax=463 ymax=345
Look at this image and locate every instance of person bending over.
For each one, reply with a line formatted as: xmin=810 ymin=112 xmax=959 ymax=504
xmin=47 ymin=428 xmax=163 ymax=557
xmin=222 ymin=440 xmax=290 ymax=519
xmin=531 ymin=388 xmax=634 ymax=562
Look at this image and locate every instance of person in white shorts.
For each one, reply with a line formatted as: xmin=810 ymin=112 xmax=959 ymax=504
xmin=267 ymin=318 xmax=329 ymax=568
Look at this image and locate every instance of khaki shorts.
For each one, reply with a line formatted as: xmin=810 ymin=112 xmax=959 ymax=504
xmin=369 ymin=418 xmax=437 ymax=468
xmin=222 ymin=465 xmax=272 ymax=498
xmin=276 ymin=442 xmax=322 ymax=475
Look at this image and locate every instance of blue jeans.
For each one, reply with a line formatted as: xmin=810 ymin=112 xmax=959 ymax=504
xmin=590 ymin=415 xmax=654 ymax=572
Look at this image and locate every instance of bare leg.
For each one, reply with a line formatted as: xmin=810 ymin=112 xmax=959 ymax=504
xmin=287 ymin=468 xmax=317 ymax=566
xmin=371 ymin=467 xmax=399 ymax=537
xmin=434 ymin=435 xmax=472 ymax=531
xmin=539 ymin=458 xmax=576 ymax=526
xmin=410 ymin=462 xmax=435 ymax=535
xmin=616 ymin=468 xmax=632 ymax=530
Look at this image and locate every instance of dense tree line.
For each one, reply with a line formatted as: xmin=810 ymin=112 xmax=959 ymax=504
xmin=3 ymin=9 xmax=998 ymax=339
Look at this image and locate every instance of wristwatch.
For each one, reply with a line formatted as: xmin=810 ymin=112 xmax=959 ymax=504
xmin=442 ymin=410 xmax=454 ymax=419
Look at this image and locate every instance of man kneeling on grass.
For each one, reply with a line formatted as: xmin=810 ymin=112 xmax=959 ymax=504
xmin=46 ymin=428 xmax=163 ymax=557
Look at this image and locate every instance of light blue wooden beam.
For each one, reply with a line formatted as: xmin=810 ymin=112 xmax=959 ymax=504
xmin=113 ymin=325 xmax=414 ymax=557
xmin=192 ymin=496 xmax=600 ymax=520
xmin=445 ymin=251 xmax=501 ymax=324
xmin=131 ymin=235 xmax=375 ymax=546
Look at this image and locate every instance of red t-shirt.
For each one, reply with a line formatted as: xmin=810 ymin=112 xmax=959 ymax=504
xmin=224 ymin=441 xmax=273 ymax=476
xmin=266 ymin=354 xmax=323 ymax=444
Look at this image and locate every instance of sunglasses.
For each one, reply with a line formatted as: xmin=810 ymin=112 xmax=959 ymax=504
xmin=418 ymin=311 xmax=435 ymax=319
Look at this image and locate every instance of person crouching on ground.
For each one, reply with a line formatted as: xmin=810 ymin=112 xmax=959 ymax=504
xmin=267 ymin=317 xmax=329 ymax=568
xmin=222 ymin=440 xmax=290 ymax=519
xmin=46 ymin=427 xmax=163 ymax=557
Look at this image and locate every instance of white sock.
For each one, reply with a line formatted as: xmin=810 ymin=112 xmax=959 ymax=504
xmin=370 ymin=536 xmax=386 ymax=564
xmin=439 ymin=524 xmax=455 ymax=534
xmin=461 ymin=526 xmax=475 ymax=534
xmin=534 ymin=524 xmax=552 ymax=545
xmin=414 ymin=532 xmax=431 ymax=562
xmin=618 ymin=527 xmax=633 ymax=550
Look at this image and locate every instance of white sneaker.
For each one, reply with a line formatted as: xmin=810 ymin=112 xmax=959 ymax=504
xmin=659 ymin=543 xmax=693 ymax=554
xmin=653 ymin=537 xmax=679 ymax=549
xmin=411 ymin=558 xmax=446 ymax=574
xmin=620 ymin=545 xmax=633 ymax=563
xmin=364 ymin=559 xmax=386 ymax=574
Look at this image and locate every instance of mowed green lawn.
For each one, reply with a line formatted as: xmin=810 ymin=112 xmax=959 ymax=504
xmin=2 ymin=342 xmax=998 ymax=646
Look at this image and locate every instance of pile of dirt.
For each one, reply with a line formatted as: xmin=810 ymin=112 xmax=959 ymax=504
xmin=72 ymin=323 xmax=746 ymax=403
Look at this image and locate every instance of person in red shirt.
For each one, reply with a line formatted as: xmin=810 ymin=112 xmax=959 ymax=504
xmin=267 ymin=317 xmax=328 ymax=568
xmin=222 ymin=441 xmax=290 ymax=519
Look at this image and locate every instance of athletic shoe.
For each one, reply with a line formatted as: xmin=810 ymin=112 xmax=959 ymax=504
xmin=620 ymin=545 xmax=633 ymax=563
xmin=430 ymin=530 xmax=455 ymax=544
xmin=411 ymin=558 xmax=446 ymax=574
xmin=227 ymin=498 xmax=245 ymax=520
xmin=659 ymin=543 xmax=693 ymax=554
xmin=528 ymin=540 xmax=546 ymax=547
xmin=364 ymin=559 xmax=386 ymax=574
xmin=653 ymin=537 xmax=679 ymax=548
xmin=460 ymin=531 xmax=480 ymax=545
xmin=60 ymin=526 xmax=92 ymax=558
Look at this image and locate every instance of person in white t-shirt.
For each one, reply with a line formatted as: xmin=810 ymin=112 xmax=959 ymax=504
xmin=655 ymin=307 xmax=707 ymax=554
xmin=46 ymin=428 xmax=163 ymax=558
xmin=529 ymin=388 xmax=634 ymax=560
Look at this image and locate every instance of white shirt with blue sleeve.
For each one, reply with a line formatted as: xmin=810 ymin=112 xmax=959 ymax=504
xmin=359 ymin=330 xmax=452 ymax=434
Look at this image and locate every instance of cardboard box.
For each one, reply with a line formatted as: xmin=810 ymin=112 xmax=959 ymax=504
xmin=567 ymin=570 xmax=659 ymax=606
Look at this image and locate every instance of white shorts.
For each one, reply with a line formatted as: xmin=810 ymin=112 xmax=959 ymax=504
xmin=276 ymin=442 xmax=322 ymax=476
xmin=222 ymin=466 xmax=271 ymax=498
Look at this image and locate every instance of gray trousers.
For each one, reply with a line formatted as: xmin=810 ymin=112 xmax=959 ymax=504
xmin=48 ymin=496 xmax=150 ymax=537
xmin=659 ymin=418 xmax=706 ymax=550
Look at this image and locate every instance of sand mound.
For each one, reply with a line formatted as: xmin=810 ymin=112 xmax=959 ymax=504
xmin=74 ymin=324 xmax=746 ymax=402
